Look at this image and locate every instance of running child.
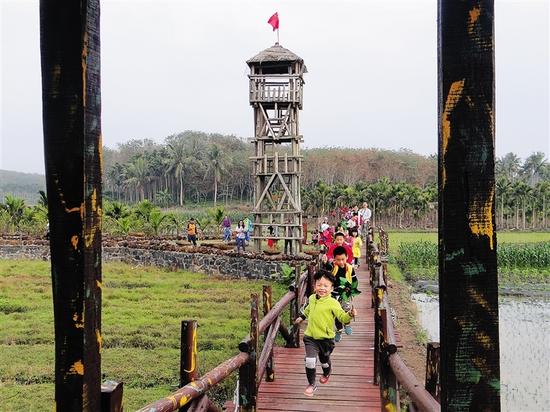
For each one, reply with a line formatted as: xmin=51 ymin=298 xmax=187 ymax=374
xmin=325 ymin=232 xmax=353 ymax=264
xmin=350 ymin=229 xmax=363 ymax=267
xmin=294 ymin=270 xmax=357 ymax=396
xmin=321 ymin=246 xmax=358 ymax=342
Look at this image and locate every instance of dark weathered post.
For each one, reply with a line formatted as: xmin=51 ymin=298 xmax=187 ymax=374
xmin=289 ymin=264 xmax=301 ymax=347
xmin=239 ymin=294 xmax=259 ymax=411
xmin=425 ymin=342 xmax=441 ymax=402
xmin=101 ymin=381 xmax=123 ymax=412
xmin=40 ymin=0 xmax=102 ymax=410
xmin=262 ymin=286 xmax=274 ymax=382
xmin=438 ymin=0 xmax=500 ymax=409
xmin=379 ymin=308 xmax=399 ymax=411
xmin=306 ymin=263 xmax=316 ymax=298
xmin=180 ymin=320 xmax=199 ymax=412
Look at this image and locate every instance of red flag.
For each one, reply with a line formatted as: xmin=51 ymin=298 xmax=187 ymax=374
xmin=267 ymin=12 xmax=279 ymax=31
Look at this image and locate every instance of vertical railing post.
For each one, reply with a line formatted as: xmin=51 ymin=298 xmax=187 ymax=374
xmin=262 ymin=286 xmax=274 ymax=382
xmin=289 ymin=264 xmax=301 ymax=347
xmin=100 ymin=381 xmax=123 ymax=412
xmin=438 ymin=1 xmax=500 ymax=409
xmin=379 ymin=308 xmax=400 ymax=411
xmin=40 ymin=1 xmax=102 ymax=409
xmin=239 ymin=294 xmax=258 ymax=411
xmin=180 ymin=320 xmax=198 ymax=412
xmin=425 ymin=342 xmax=441 ymax=403
xmin=306 ymin=263 xmax=316 ymax=298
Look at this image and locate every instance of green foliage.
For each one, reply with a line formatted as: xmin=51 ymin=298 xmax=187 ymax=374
xmin=278 ymin=263 xmax=296 ymax=286
xmin=394 ymin=237 xmax=550 ymax=283
xmin=0 ymin=260 xmax=287 ymax=410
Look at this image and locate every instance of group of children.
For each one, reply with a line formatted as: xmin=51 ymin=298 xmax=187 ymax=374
xmin=294 ymin=239 xmax=361 ymax=397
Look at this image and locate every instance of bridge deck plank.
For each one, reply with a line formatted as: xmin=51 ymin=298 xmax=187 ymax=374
xmin=257 ymin=258 xmax=382 ymax=411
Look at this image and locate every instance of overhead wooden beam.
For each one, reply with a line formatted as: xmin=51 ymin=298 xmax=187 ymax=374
xmin=40 ymin=0 xmax=102 ymax=409
xmin=438 ymin=1 xmax=500 ymax=410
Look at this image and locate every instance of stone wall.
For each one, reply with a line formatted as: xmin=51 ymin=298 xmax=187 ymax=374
xmin=0 ymin=244 xmax=314 ymax=281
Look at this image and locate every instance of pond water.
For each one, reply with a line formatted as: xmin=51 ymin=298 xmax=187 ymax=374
xmin=411 ymin=293 xmax=550 ymax=411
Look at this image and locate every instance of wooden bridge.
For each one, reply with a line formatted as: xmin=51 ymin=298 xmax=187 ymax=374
xmin=256 ymin=262 xmax=380 ymax=412
xmin=41 ymin=0 xmax=501 ymax=409
xmin=136 ymin=233 xmax=440 ymax=412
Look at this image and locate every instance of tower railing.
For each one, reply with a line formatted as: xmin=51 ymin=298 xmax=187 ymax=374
xmin=249 ymin=75 xmax=303 ymax=105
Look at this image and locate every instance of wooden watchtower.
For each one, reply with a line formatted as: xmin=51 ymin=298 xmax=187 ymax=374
xmin=246 ymin=43 xmax=307 ymax=254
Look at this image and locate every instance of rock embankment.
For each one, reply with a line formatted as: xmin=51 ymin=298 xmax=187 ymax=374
xmin=0 ymin=235 xmax=314 ymax=281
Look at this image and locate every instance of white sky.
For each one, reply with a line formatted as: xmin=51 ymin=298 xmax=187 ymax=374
xmin=1 ymin=0 xmax=549 ymax=174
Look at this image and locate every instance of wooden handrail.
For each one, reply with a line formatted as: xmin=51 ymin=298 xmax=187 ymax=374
xmin=240 ymin=272 xmax=307 ymax=352
xmin=256 ymin=316 xmax=281 ymax=386
xmin=136 ymin=352 xmax=249 ymax=412
xmin=389 ymin=354 xmax=441 ymax=412
xmin=369 ymin=227 xmax=441 ymax=412
xmin=139 ymin=265 xmax=312 ymax=412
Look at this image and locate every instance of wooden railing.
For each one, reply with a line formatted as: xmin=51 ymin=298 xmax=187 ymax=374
xmin=248 ymin=75 xmax=303 ymax=106
xmin=136 ymin=263 xmax=314 ymax=412
xmin=368 ymin=227 xmax=441 ymax=412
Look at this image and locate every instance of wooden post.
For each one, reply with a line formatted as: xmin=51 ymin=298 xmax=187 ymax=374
xmin=425 ymin=342 xmax=441 ymax=402
xmin=40 ymin=0 xmax=102 ymax=410
xmin=306 ymin=263 xmax=316 ymax=298
xmin=379 ymin=308 xmax=399 ymax=411
xmin=180 ymin=320 xmax=198 ymax=412
xmin=438 ymin=0 xmax=500 ymax=409
xmin=101 ymin=381 xmax=123 ymax=412
xmin=262 ymin=286 xmax=274 ymax=382
xmin=289 ymin=264 xmax=301 ymax=347
xmin=239 ymin=294 xmax=258 ymax=411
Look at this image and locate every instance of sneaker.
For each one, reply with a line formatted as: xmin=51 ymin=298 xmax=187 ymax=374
xmin=320 ymin=374 xmax=330 ymax=384
xmin=304 ymin=385 xmax=317 ymax=396
xmin=344 ymin=325 xmax=353 ymax=335
xmin=334 ymin=331 xmax=342 ymax=342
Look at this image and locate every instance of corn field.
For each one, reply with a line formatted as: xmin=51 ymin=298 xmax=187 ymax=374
xmin=395 ymin=241 xmax=550 ymax=282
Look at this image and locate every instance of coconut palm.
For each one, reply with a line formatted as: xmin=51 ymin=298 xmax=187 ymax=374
xmin=205 ymin=144 xmax=226 ymax=206
xmin=520 ymin=152 xmax=547 ymax=185
xmin=167 ymin=139 xmax=188 ymax=206
xmin=125 ymin=156 xmax=151 ymax=201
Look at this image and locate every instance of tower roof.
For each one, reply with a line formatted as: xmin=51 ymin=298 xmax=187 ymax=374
xmin=246 ymin=43 xmax=304 ymax=66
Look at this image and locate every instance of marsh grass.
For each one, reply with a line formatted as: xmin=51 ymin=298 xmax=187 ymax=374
xmin=0 ymin=260 xmax=287 ymax=411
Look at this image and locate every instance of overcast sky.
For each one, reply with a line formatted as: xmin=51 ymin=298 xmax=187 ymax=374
xmin=1 ymin=0 xmax=548 ymax=174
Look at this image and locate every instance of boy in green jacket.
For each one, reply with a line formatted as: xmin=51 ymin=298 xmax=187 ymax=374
xmin=294 ymin=270 xmax=357 ymax=396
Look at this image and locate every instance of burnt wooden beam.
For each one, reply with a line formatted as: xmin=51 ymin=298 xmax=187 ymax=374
xmin=40 ymin=0 xmax=102 ymax=410
xmin=438 ymin=1 xmax=500 ymax=410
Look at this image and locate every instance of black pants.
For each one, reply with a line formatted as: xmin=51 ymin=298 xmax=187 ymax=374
xmin=303 ymin=335 xmax=334 ymax=385
xmin=284 ymin=239 xmax=292 ymax=254
xmin=188 ymin=234 xmax=197 ymax=246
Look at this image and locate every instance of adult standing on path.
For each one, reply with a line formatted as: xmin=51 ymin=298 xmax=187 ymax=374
xmin=358 ymin=202 xmax=372 ymax=235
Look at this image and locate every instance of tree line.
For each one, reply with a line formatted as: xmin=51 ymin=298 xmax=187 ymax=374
xmin=1 ymin=131 xmax=548 ymax=231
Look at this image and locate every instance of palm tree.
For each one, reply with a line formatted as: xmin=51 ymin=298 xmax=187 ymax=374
xmin=107 ymin=163 xmax=126 ymax=201
xmin=125 ymin=156 xmax=150 ymax=201
xmin=1 ymin=195 xmax=26 ymax=232
xmin=497 ymin=152 xmax=521 ymax=181
xmin=205 ymin=144 xmax=226 ymax=206
xmin=521 ymin=152 xmax=547 ymax=185
xmin=496 ymin=178 xmax=512 ymax=229
xmin=167 ymin=140 xmax=187 ymax=206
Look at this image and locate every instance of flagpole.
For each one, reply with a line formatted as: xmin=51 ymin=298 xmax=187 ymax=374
xmin=277 ymin=28 xmax=279 ymax=44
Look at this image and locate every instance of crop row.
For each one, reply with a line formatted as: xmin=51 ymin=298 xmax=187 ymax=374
xmin=396 ymin=241 xmax=550 ymax=270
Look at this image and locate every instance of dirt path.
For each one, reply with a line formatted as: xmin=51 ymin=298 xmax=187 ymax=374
xmin=385 ymin=274 xmax=428 ymax=381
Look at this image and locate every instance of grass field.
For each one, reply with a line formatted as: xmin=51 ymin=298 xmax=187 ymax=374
xmin=0 ymin=260 xmax=288 ymax=411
